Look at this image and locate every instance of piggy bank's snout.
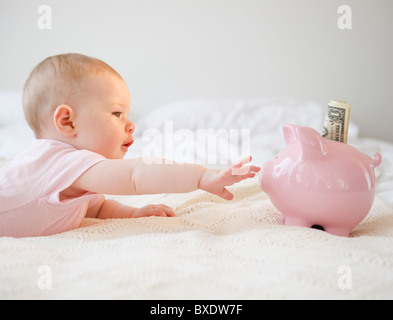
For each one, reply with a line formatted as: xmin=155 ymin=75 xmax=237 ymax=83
xmin=258 ymin=163 xmax=269 ymax=192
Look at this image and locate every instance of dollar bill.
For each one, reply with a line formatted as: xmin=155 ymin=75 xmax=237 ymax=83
xmin=322 ymin=100 xmax=351 ymax=143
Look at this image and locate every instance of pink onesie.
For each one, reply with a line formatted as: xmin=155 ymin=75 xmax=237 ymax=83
xmin=0 ymin=139 xmax=106 ymax=237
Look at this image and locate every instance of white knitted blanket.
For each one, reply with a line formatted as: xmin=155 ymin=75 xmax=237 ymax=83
xmin=1 ymin=177 xmax=393 ymax=299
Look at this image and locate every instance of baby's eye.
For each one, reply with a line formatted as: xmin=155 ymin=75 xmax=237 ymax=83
xmin=112 ymin=112 xmax=121 ymax=117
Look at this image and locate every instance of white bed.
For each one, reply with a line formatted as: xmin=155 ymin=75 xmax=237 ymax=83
xmin=1 ymin=91 xmax=393 ymax=300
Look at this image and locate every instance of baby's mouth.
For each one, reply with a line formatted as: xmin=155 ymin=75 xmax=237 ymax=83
xmin=122 ymin=138 xmax=134 ymax=148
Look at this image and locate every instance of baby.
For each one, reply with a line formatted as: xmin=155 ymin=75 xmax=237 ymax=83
xmin=0 ymin=53 xmax=260 ymax=237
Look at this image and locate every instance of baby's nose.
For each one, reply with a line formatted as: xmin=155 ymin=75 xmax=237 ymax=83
xmin=126 ymin=121 xmax=135 ymax=134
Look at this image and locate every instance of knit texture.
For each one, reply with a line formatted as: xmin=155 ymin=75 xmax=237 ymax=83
xmin=1 ymin=177 xmax=393 ymax=299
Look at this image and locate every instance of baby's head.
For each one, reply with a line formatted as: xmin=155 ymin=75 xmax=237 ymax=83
xmin=23 ymin=53 xmax=135 ymax=159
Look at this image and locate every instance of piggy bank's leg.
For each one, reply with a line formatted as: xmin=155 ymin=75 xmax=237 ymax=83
xmin=324 ymin=226 xmax=351 ymax=237
xmin=311 ymin=225 xmax=325 ymax=231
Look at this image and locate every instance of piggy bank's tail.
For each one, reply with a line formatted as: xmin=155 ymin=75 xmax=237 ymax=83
xmin=371 ymin=152 xmax=382 ymax=168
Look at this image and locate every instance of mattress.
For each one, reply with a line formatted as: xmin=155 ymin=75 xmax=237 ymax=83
xmin=1 ymin=93 xmax=392 ymax=299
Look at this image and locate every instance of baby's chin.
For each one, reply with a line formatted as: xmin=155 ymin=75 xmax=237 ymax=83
xmin=93 ymin=149 xmax=126 ymax=160
xmin=111 ymin=149 xmax=129 ymax=160
xmin=105 ymin=153 xmax=126 ymax=160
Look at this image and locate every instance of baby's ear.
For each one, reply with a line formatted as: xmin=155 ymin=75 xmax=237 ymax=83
xmin=53 ymin=105 xmax=76 ymax=137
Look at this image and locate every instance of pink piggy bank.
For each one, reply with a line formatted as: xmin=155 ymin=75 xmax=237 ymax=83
xmin=259 ymin=124 xmax=382 ymax=237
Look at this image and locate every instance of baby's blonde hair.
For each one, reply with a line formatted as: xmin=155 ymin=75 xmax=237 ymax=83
xmin=22 ymin=53 xmax=123 ymax=137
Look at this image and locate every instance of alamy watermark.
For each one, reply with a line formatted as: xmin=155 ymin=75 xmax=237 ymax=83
xmin=337 ymin=265 xmax=352 ymax=290
xmin=140 ymin=121 xmax=251 ymax=167
xmin=37 ymin=5 xmax=52 ymax=30
xmin=37 ymin=5 xmax=352 ymax=31
xmin=337 ymin=5 xmax=352 ymax=30
xmin=37 ymin=264 xmax=52 ymax=290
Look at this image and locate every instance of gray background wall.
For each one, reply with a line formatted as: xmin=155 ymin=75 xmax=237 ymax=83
xmin=0 ymin=0 xmax=392 ymax=141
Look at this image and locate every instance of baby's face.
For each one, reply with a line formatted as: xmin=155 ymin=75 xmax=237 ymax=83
xmin=72 ymin=71 xmax=134 ymax=159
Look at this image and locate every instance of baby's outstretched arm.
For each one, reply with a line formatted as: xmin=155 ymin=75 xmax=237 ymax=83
xmin=74 ymin=156 xmax=259 ymax=197
xmin=72 ymin=156 xmax=260 ymax=218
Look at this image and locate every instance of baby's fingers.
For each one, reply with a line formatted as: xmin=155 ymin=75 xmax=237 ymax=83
xmin=237 ymin=171 xmax=256 ymax=181
xmin=151 ymin=204 xmax=175 ymax=217
xmin=231 ymin=156 xmax=260 ymax=176
xmin=154 ymin=210 xmax=167 ymax=217
xmin=232 ymin=156 xmax=252 ymax=168
xmin=218 ymin=188 xmax=234 ymax=201
xmin=249 ymin=165 xmax=261 ymax=173
xmin=159 ymin=204 xmax=176 ymax=217
xmin=137 ymin=204 xmax=176 ymax=218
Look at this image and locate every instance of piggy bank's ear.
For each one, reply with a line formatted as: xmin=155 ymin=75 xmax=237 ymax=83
xmin=296 ymin=126 xmax=327 ymax=160
xmin=282 ymin=124 xmax=301 ymax=145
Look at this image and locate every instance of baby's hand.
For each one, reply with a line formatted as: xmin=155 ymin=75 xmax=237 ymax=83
xmin=198 ymin=156 xmax=260 ymax=200
xmin=131 ymin=204 xmax=176 ymax=218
